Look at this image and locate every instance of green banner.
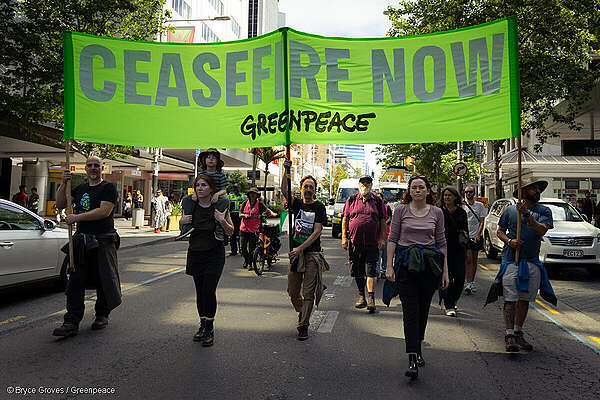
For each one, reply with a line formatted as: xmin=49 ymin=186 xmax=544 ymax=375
xmin=63 ymin=17 xmax=519 ymax=147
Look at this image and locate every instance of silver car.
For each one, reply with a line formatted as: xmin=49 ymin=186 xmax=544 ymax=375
xmin=483 ymin=197 xmax=600 ymax=274
xmin=0 ymin=199 xmax=69 ymax=289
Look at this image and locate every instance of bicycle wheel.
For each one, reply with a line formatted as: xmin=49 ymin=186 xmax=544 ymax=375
xmin=252 ymin=246 xmax=265 ymax=276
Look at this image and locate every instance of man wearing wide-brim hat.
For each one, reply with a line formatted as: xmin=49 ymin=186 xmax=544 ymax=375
xmin=239 ymin=187 xmax=277 ymax=270
xmin=489 ymin=177 xmax=557 ymax=353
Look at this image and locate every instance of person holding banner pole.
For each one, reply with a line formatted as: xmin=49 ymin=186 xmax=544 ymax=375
xmin=53 ymin=155 xmax=122 ymax=337
xmin=282 ymin=159 xmax=328 ymax=341
xmin=493 ymin=177 xmax=556 ymax=352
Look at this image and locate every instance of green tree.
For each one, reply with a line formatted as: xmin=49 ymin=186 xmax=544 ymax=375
xmin=225 ymin=170 xmax=249 ymax=193
xmin=385 ymin=0 xmax=600 ymax=198
xmin=0 ymin=0 xmax=171 ymax=159
xmin=321 ymin=167 xmax=350 ymax=198
xmin=376 ymin=142 xmax=478 ymax=195
xmin=254 ymin=147 xmax=285 ymax=199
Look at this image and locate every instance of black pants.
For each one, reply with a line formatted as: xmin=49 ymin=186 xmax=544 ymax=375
xmin=230 ymin=213 xmax=241 ymax=254
xmin=441 ymin=247 xmax=466 ymax=310
xmin=240 ymin=231 xmax=258 ymax=266
xmin=189 ymin=247 xmax=225 ymax=319
xmin=397 ymin=272 xmax=438 ymax=354
xmin=64 ymin=253 xmax=110 ymax=324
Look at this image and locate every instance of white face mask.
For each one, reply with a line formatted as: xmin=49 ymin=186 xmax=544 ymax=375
xmin=359 ymin=186 xmax=372 ymax=197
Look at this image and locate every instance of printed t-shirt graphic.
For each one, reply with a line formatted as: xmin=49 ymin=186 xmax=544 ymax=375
xmin=294 ymin=209 xmax=316 ymax=244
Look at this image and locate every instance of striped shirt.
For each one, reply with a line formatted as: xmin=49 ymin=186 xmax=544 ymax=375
xmin=200 ymin=171 xmax=228 ymax=191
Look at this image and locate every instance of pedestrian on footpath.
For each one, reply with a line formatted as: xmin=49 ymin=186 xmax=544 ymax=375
xmin=341 ymin=175 xmax=386 ymax=313
xmin=27 ymin=187 xmax=39 ymax=214
xmin=439 ymin=186 xmax=468 ymax=317
xmin=180 ymin=174 xmax=233 ymax=347
xmin=178 ymin=148 xmax=229 ymax=240
xmin=491 ymin=179 xmax=556 ymax=353
xmin=134 ymin=190 xmax=144 ymax=209
xmin=228 ymin=183 xmax=246 ymax=256
xmin=376 ymin=191 xmax=393 ymax=280
xmin=383 ymin=176 xmax=449 ymax=379
xmin=581 ymin=191 xmax=595 ymax=223
xmin=12 ymin=184 xmax=27 ymax=207
xmin=463 ymin=185 xmax=486 ymax=295
xmin=239 ymin=188 xmax=277 ymax=269
xmin=281 ymin=159 xmax=328 ymax=341
xmin=52 ymin=156 xmax=121 ymax=338
xmin=123 ymin=192 xmax=133 ymax=220
xmin=151 ymin=190 xmax=168 ymax=233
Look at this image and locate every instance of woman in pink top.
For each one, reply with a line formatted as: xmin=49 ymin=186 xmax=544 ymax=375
xmin=386 ymin=176 xmax=449 ymax=380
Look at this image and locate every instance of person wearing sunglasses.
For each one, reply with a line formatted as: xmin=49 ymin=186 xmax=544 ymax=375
xmin=462 ymin=186 xmax=487 ymax=295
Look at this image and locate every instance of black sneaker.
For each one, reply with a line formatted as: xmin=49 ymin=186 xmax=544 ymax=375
xmin=297 ymin=326 xmax=309 ymax=341
xmin=202 ymin=328 xmax=214 ymax=347
xmin=52 ymin=322 xmax=79 ymax=337
xmin=91 ymin=316 xmax=108 ymax=330
xmin=505 ymin=334 xmax=520 ymax=352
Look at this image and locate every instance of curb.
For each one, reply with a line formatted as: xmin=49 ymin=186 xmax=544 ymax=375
xmin=119 ymin=236 xmax=179 ymax=250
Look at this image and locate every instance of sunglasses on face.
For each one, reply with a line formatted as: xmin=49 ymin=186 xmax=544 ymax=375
xmin=465 ymin=190 xmax=474 ymax=194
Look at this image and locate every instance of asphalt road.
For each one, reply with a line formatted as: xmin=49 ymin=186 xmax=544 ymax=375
xmin=1 ymin=227 xmax=600 ymax=400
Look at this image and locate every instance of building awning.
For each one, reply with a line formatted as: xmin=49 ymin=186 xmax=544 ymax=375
xmin=483 ymin=148 xmax=600 ymax=170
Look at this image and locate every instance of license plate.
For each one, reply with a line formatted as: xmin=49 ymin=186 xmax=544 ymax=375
xmin=563 ymin=249 xmax=584 ymax=258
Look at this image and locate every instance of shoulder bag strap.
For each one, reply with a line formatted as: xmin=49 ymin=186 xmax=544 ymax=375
xmin=464 ymin=201 xmax=481 ymax=223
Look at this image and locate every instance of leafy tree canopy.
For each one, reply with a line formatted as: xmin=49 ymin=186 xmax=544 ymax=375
xmin=376 ymin=142 xmax=479 ymax=192
xmin=385 ymin=0 xmax=600 ymax=147
xmin=0 ymin=0 xmax=171 ymax=159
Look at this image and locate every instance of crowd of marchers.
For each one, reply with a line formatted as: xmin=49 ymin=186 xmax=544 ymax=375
xmin=49 ymin=149 xmax=556 ymax=381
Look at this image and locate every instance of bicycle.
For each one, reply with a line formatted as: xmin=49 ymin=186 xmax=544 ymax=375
xmin=252 ymin=215 xmax=281 ymax=276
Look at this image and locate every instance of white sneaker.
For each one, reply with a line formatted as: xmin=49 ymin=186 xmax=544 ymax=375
xmin=464 ymin=282 xmax=473 ymax=295
xmin=445 ymin=309 xmax=457 ymax=317
xmin=470 ymin=283 xmax=477 ymax=293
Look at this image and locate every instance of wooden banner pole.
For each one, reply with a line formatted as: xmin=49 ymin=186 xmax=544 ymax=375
xmin=515 ymin=136 xmax=522 ymax=263
xmin=65 ymin=140 xmax=75 ymax=272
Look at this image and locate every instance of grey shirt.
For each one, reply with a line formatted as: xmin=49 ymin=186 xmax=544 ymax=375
xmin=388 ymin=204 xmax=447 ymax=249
xmin=463 ymin=201 xmax=487 ymax=238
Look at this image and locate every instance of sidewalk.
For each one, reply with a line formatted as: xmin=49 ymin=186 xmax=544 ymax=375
xmin=115 ymin=218 xmax=181 ymax=250
xmin=115 ymin=217 xmax=282 ymax=250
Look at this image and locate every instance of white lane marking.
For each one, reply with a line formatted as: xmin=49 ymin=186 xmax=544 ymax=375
xmin=333 ymin=275 xmax=352 ymax=287
xmin=317 ymin=311 xmax=339 ymax=333
xmin=0 ymin=268 xmax=186 ymax=334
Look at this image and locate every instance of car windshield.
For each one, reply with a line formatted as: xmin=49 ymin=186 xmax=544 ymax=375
xmin=381 ymin=188 xmax=405 ymax=203
xmin=541 ymin=202 xmax=584 ymax=222
xmin=336 ymin=188 xmax=359 ymax=203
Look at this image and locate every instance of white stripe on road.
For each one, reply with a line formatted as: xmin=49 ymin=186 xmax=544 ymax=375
xmin=0 ymin=267 xmax=186 ymax=334
xmin=317 ymin=311 xmax=339 ymax=333
xmin=333 ymin=275 xmax=353 ymax=287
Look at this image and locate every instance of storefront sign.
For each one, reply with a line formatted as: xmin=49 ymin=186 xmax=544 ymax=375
xmin=562 ymin=140 xmax=600 ymax=156
xmin=63 ymin=18 xmax=520 ymax=148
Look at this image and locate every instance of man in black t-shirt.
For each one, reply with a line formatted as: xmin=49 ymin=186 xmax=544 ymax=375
xmin=52 ymin=156 xmax=122 ymax=338
xmin=282 ymin=159 xmax=327 ymax=341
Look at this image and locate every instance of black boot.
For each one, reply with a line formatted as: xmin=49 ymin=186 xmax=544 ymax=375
xmin=405 ymin=354 xmax=418 ymax=379
xmin=52 ymin=322 xmax=79 ymax=337
xmin=202 ymin=320 xmax=214 ymax=347
xmin=416 ymin=353 xmax=425 ymax=367
xmin=193 ymin=319 xmax=207 ymax=342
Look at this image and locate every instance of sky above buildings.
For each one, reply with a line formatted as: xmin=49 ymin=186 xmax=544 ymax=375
xmin=278 ymin=0 xmax=398 ymax=175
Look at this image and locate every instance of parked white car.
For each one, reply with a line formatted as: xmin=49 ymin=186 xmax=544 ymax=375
xmin=482 ymin=197 xmax=600 ymax=274
xmin=0 ymin=199 xmax=69 ymax=290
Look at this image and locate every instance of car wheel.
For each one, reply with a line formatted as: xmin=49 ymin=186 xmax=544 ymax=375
xmin=484 ymin=232 xmax=498 ymax=259
xmin=55 ymin=256 xmax=69 ymax=291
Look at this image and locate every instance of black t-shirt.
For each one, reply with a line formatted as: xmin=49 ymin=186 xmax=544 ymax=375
xmin=291 ymin=198 xmax=326 ymax=253
xmin=72 ymin=181 xmax=118 ymax=234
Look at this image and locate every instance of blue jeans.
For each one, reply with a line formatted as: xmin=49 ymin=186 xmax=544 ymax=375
xmin=376 ymin=238 xmax=388 ymax=275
